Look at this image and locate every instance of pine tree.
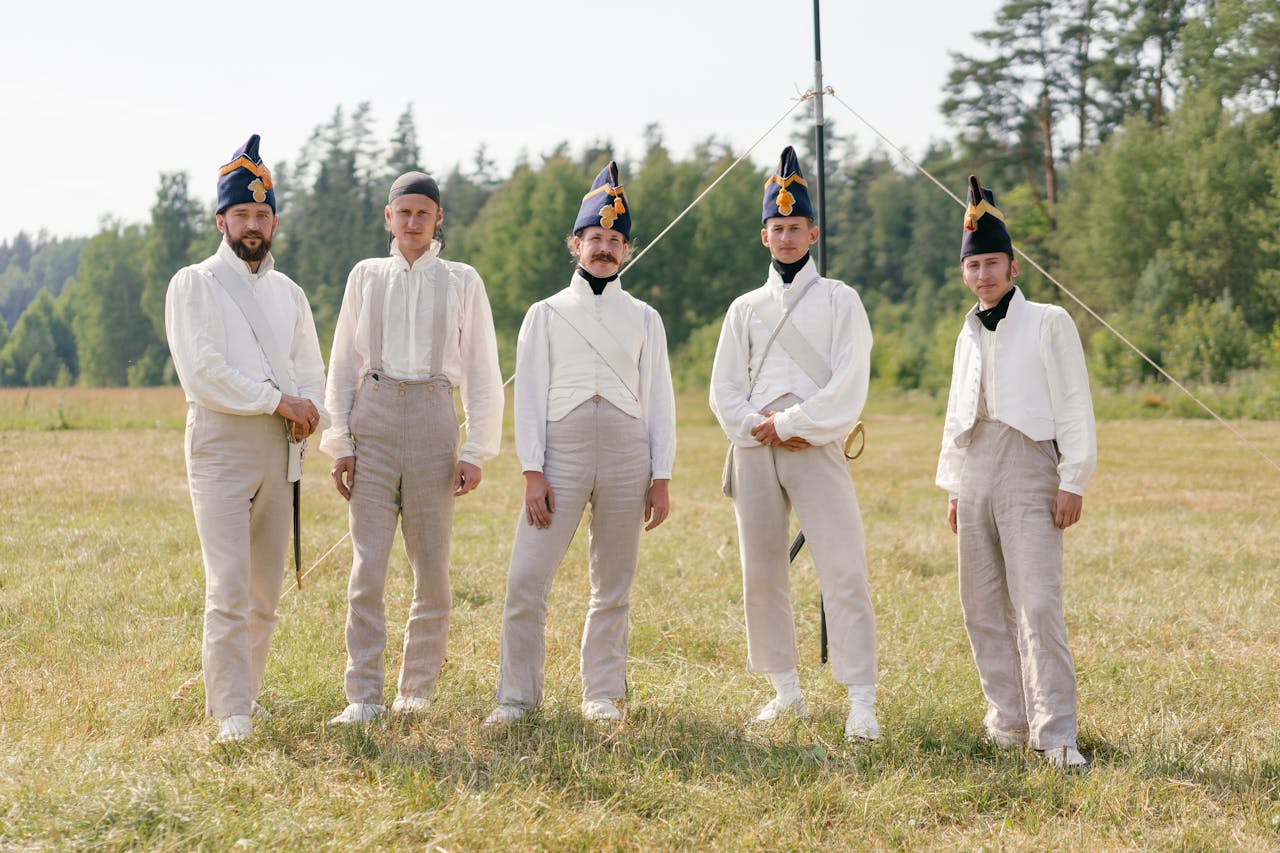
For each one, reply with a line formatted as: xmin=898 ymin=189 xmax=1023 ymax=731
xmin=386 ymin=104 xmax=422 ymax=177
xmin=943 ymin=0 xmax=1091 ymax=226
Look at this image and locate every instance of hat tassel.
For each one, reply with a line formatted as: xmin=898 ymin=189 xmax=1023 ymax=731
xmin=777 ymin=188 xmax=795 ymax=217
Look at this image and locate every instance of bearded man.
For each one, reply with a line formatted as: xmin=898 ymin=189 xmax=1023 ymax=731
xmin=165 ymin=134 xmax=327 ymax=743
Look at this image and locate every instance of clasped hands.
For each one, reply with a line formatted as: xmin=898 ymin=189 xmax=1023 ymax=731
xmin=750 ymin=410 xmax=810 ymax=451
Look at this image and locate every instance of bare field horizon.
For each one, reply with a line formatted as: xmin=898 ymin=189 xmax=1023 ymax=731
xmin=2 ymin=387 xmax=1279 ymax=849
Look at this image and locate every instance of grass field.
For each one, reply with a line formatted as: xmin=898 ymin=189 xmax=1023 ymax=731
xmin=2 ymin=387 xmax=1279 ymax=850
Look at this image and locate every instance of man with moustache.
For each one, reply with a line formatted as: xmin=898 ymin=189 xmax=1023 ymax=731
xmin=484 ymin=161 xmax=676 ymax=726
xmin=937 ymin=175 xmax=1096 ymax=768
xmin=165 ymin=134 xmax=328 ymax=743
xmin=709 ymin=146 xmax=880 ymax=741
xmin=322 ymin=171 xmax=503 ymax=725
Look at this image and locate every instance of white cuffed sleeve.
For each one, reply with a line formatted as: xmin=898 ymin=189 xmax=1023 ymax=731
xmin=319 ymin=265 xmax=367 ymax=459
xmin=513 ymin=303 xmax=552 ymax=473
xmin=456 ymin=266 xmax=504 ymax=467
xmin=709 ymin=300 xmax=767 ymax=447
xmin=639 ymin=306 xmax=677 ymax=480
xmin=935 ymin=333 xmax=968 ymax=496
xmin=165 ymin=267 xmax=281 ymax=416
xmin=1042 ymin=307 xmax=1097 ymax=495
xmin=288 ymin=281 xmax=329 ymax=431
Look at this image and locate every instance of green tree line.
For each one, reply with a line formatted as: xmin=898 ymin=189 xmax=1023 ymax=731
xmin=3 ymin=0 xmax=1278 ymax=403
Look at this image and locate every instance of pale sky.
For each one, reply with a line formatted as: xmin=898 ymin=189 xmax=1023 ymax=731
xmin=2 ymin=0 xmax=1002 ymax=241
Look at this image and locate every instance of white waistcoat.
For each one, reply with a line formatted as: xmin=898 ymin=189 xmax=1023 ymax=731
xmin=545 ymin=279 xmax=644 ymax=421
xmin=951 ymin=291 xmax=1056 ymax=446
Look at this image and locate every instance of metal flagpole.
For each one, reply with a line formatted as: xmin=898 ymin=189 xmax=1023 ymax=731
xmin=787 ymin=0 xmax=829 ymax=664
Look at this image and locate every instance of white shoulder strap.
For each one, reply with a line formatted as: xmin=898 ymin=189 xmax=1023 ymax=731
xmin=204 ymin=255 xmax=298 ymax=396
xmin=744 ymin=281 xmax=832 ymax=388
xmin=204 ymin=255 xmax=303 ymax=482
xmin=545 ymin=289 xmax=640 ymax=398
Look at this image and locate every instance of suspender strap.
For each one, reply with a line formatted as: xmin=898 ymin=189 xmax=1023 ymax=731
xmin=367 ymin=271 xmax=386 ymax=376
xmin=744 ymin=279 xmax=832 ymax=389
xmin=545 ymin=289 xmax=640 ymax=399
xmin=367 ymin=261 xmax=451 ymax=382
xmin=429 ymin=263 xmax=449 ymax=379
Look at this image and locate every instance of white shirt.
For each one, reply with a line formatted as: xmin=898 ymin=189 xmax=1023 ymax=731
xmin=319 ymin=241 xmax=503 ymax=466
xmin=514 ymin=273 xmax=676 ymax=479
xmin=936 ymin=288 xmax=1097 ymax=497
xmin=709 ymin=259 xmax=873 ymax=447
xmin=978 ymin=327 xmax=997 ymax=419
xmin=165 ymin=240 xmax=327 ymax=420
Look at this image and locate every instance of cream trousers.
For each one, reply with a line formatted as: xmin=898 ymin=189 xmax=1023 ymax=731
xmin=341 ymin=374 xmax=459 ymax=704
xmin=957 ymin=419 xmax=1078 ymax=751
xmin=730 ymin=440 xmax=878 ymax=686
xmin=496 ymin=399 xmax=651 ymax=708
xmin=185 ymin=404 xmax=291 ymax=718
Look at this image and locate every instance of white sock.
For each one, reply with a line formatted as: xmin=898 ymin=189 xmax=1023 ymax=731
xmin=767 ymin=669 xmax=801 ymax=701
xmin=848 ymin=683 xmax=876 ymax=708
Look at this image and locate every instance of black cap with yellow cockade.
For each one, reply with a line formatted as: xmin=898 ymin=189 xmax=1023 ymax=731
xmin=960 ymin=174 xmax=1013 ymax=259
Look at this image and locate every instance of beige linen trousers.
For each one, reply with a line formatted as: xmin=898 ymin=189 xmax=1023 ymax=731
xmin=496 ymin=398 xmax=651 ymax=708
xmin=185 ymin=405 xmax=292 ymax=718
xmin=730 ymin=439 xmax=878 ymax=686
xmin=340 ymin=375 xmax=459 ymax=705
xmin=957 ymin=418 xmax=1078 ymax=751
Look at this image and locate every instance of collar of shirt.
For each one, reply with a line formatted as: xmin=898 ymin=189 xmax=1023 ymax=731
xmin=216 ymin=239 xmax=275 ymax=278
xmin=765 ymin=256 xmax=820 ymax=301
xmin=569 ymin=270 xmax=623 ymax=299
xmin=390 ymin=239 xmax=443 ymax=272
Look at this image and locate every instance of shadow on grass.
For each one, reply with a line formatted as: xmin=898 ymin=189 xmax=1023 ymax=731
xmin=285 ymin=703 xmax=1098 ymax=791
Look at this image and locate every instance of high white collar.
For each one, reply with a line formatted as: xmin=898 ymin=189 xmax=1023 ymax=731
xmin=390 ymin=239 xmax=443 ymax=271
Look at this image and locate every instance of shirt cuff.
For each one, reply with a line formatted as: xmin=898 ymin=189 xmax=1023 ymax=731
xmin=772 ymin=410 xmax=798 ymax=442
xmin=739 ymin=411 xmax=765 ymax=441
xmin=263 ymin=387 xmax=284 ymax=416
xmin=318 ymin=429 xmax=354 ymax=459
xmin=1058 ymin=479 xmax=1086 ymax=497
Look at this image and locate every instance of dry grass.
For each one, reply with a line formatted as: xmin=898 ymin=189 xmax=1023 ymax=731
xmin=0 ymin=387 xmax=189 ymax=431
xmin=2 ymin=389 xmax=1279 ymax=850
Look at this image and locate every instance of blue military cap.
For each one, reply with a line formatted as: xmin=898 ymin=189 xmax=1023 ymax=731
xmin=216 ymin=134 xmax=275 ymax=215
xmin=960 ymin=174 xmax=1013 ymax=259
xmin=762 ymin=146 xmax=814 ymax=223
xmin=573 ymin=161 xmax=631 ymax=240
